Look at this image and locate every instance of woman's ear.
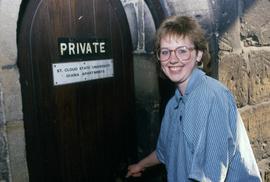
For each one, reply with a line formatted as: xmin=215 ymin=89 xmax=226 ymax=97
xmin=196 ymin=50 xmax=203 ymax=62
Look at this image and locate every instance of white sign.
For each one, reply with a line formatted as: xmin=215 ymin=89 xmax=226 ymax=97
xmin=52 ymin=59 xmax=114 ymax=86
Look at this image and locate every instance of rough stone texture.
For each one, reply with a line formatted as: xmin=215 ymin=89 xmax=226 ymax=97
xmin=133 ymin=54 xmax=160 ymax=158
xmin=0 ymin=84 xmax=10 ymax=182
xmin=219 ymin=49 xmax=270 ymax=107
xmin=0 ymin=128 xmax=9 ymax=182
xmin=0 ymin=69 xmax=23 ymax=121
xmin=218 ymin=0 xmax=270 ymax=181
xmin=241 ymin=0 xmax=270 ymax=46
xmin=167 ymin=0 xmax=209 ymax=13
xmin=133 ymin=55 xmax=164 ymax=182
xmin=240 ymin=102 xmax=270 ymax=181
xmin=218 ymin=19 xmax=241 ymax=53
xmin=248 ymin=50 xmax=270 ymax=105
xmin=239 ymin=102 xmax=270 ymax=161
xmin=167 ymin=0 xmax=214 ymax=37
xmin=212 ymin=0 xmax=239 ymax=36
xmin=0 ymin=0 xmax=23 ymax=122
xmin=218 ymin=53 xmax=249 ymax=107
xmin=0 ymin=0 xmax=28 ymax=181
xmin=258 ymin=159 xmax=270 ymax=182
xmin=6 ymin=121 xmax=29 ymax=182
xmin=121 ymin=0 xmax=156 ymax=53
xmin=121 ymin=0 xmax=139 ymax=50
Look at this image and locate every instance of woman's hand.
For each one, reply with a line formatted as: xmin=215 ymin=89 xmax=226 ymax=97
xmin=126 ymin=151 xmax=160 ymax=178
xmin=126 ymin=163 xmax=145 ymax=178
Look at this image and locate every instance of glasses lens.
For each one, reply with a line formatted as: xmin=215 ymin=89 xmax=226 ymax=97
xmin=176 ymin=47 xmax=190 ymax=60
xmin=158 ymin=48 xmax=170 ymax=61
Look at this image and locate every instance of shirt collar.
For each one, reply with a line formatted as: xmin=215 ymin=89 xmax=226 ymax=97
xmin=174 ymin=68 xmax=205 ymax=108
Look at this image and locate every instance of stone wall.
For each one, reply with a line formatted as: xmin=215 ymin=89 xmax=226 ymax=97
xmin=218 ymin=0 xmax=270 ymax=181
xmin=0 ymin=0 xmax=29 ymax=181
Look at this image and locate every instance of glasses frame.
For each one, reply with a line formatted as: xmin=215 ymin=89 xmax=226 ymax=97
xmin=156 ymin=46 xmax=195 ymax=62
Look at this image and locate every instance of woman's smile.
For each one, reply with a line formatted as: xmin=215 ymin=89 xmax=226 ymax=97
xmin=168 ymin=65 xmax=183 ymax=72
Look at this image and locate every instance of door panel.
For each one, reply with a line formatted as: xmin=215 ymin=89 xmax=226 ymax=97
xmin=18 ymin=0 xmax=136 ymax=181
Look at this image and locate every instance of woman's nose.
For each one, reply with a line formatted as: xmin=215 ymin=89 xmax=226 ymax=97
xmin=169 ymin=51 xmax=179 ymax=63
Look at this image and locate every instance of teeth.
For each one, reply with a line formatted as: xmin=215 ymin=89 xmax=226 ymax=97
xmin=169 ymin=67 xmax=181 ymax=71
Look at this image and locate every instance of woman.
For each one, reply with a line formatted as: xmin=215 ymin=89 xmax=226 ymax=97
xmin=126 ymin=16 xmax=261 ymax=182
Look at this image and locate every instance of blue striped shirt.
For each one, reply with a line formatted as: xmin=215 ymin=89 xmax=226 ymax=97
xmin=156 ymin=68 xmax=262 ymax=182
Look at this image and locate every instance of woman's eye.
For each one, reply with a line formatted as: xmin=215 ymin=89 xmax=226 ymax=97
xmin=161 ymin=50 xmax=169 ymax=55
xmin=177 ymin=48 xmax=188 ymax=54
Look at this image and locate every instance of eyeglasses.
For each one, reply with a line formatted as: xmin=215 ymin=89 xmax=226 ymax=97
xmin=156 ymin=46 xmax=195 ymax=62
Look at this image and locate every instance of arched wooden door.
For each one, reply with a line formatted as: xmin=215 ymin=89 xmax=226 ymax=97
xmin=18 ymin=0 xmax=136 ymax=181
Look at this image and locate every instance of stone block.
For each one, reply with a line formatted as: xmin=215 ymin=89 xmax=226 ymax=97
xmin=121 ymin=0 xmax=156 ymax=53
xmin=133 ymin=54 xmax=159 ymax=102
xmin=0 ymin=69 xmax=23 ymax=122
xmin=248 ymin=50 xmax=270 ymax=105
xmin=218 ymin=19 xmax=241 ymax=52
xmin=218 ymin=53 xmax=249 ymax=107
xmin=0 ymin=84 xmax=9 ymax=182
xmin=241 ymin=0 xmax=270 ymax=46
xmin=6 ymin=121 xmax=29 ymax=182
xmin=122 ymin=2 xmax=138 ymax=51
xmin=167 ymin=0 xmax=209 ymax=14
xmin=219 ymin=50 xmax=270 ymax=106
xmin=0 ymin=1 xmax=21 ymax=65
xmin=258 ymin=158 xmax=270 ymax=182
xmin=0 ymin=129 xmax=9 ymax=182
xmin=165 ymin=0 xmax=214 ymax=37
xmin=239 ymin=101 xmax=270 ymax=161
xmin=213 ymin=0 xmax=239 ymax=36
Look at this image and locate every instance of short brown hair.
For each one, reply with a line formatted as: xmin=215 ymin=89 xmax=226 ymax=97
xmin=155 ymin=16 xmax=209 ymax=64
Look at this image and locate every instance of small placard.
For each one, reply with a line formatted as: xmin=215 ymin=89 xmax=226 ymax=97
xmin=52 ymin=59 xmax=114 ymax=86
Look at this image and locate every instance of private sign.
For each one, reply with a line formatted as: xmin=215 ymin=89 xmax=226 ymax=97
xmin=58 ymin=38 xmax=111 ymax=59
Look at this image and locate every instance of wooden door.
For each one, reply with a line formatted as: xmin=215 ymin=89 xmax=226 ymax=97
xmin=18 ymin=0 xmax=136 ymax=181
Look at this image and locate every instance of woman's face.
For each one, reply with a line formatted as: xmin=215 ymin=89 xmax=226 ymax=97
xmin=159 ymin=35 xmax=203 ymax=85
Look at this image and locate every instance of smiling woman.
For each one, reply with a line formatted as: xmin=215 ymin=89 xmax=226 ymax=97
xmin=126 ymin=15 xmax=262 ymax=182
